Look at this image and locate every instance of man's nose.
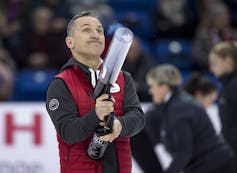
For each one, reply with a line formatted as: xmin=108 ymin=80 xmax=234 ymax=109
xmin=90 ymin=29 xmax=100 ymax=39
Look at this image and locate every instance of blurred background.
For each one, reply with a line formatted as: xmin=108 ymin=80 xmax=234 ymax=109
xmin=1 ymin=0 xmax=237 ymax=102
xmin=0 ymin=0 xmax=237 ymax=172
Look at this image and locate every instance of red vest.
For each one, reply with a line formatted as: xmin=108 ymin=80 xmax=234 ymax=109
xmin=55 ymin=65 xmax=131 ymax=173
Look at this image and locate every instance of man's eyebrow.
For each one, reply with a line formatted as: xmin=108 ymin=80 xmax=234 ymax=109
xmin=81 ymin=24 xmax=90 ymax=27
xmin=80 ymin=24 xmax=103 ymax=28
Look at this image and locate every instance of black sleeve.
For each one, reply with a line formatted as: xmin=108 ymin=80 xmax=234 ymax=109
xmin=46 ymin=78 xmax=100 ymax=145
xmin=145 ymin=107 xmax=163 ymax=146
xmin=117 ymin=71 xmax=145 ymax=137
xmin=164 ymin=120 xmax=193 ymax=173
xmin=225 ymin=80 xmax=237 ymax=108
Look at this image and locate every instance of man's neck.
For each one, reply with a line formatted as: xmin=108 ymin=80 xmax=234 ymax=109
xmin=74 ymin=55 xmax=101 ymax=71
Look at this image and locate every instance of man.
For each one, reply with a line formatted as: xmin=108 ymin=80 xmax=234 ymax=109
xmin=146 ymin=64 xmax=236 ymax=173
xmin=46 ymin=11 xmax=145 ymax=173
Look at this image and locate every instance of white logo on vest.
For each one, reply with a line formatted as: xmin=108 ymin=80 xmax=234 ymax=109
xmin=49 ymin=98 xmax=60 ymax=111
xmin=110 ymin=83 xmax=120 ymax=93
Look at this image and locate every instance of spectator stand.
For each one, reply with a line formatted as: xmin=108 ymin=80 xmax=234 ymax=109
xmin=154 ymin=39 xmax=195 ymax=69
xmin=11 ymin=69 xmax=57 ymax=101
xmin=108 ymin=0 xmax=156 ymax=39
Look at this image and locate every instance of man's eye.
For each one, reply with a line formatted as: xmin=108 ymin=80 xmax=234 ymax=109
xmin=97 ymin=28 xmax=104 ymax=34
xmin=82 ymin=28 xmax=91 ymax=32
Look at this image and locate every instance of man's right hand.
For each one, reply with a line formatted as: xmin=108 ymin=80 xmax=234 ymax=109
xmin=95 ymin=94 xmax=115 ymax=121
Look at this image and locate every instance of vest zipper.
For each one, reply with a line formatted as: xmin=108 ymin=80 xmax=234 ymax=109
xmin=86 ymin=88 xmax=92 ymax=111
xmin=65 ymin=147 xmax=71 ymax=173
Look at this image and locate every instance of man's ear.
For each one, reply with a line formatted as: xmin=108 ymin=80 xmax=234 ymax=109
xmin=65 ymin=36 xmax=74 ymax=49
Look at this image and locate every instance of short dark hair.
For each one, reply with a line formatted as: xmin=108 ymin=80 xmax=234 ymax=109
xmin=67 ymin=11 xmax=98 ymax=36
xmin=184 ymin=72 xmax=217 ymax=96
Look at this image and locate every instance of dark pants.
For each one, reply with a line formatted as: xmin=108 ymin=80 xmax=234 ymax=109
xmin=131 ymin=130 xmax=162 ymax=173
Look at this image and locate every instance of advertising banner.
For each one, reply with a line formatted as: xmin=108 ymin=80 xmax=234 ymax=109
xmin=0 ymin=103 xmax=60 ymax=173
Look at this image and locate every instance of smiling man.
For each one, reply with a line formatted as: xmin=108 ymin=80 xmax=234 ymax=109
xmin=45 ymin=11 xmax=144 ymax=173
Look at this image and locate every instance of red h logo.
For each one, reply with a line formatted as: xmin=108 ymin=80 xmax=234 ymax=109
xmin=5 ymin=113 xmax=42 ymax=145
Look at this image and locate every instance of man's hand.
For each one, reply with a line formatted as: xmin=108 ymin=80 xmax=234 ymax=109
xmin=95 ymin=94 xmax=115 ymax=121
xmin=99 ymin=118 xmax=122 ymax=142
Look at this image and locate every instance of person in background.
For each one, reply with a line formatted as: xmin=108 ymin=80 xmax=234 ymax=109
xmin=153 ymin=0 xmax=196 ymax=39
xmin=195 ymin=0 xmax=221 ymax=23
xmin=0 ymin=0 xmax=27 ymax=58
xmin=18 ymin=7 xmax=53 ymax=69
xmin=146 ymin=64 xmax=236 ymax=173
xmin=193 ymin=2 xmax=237 ymax=70
xmin=30 ymin=0 xmax=71 ymax=33
xmin=18 ymin=6 xmax=68 ymax=69
xmin=184 ymin=72 xmax=222 ymax=135
xmin=122 ymin=36 xmax=154 ymax=102
xmin=184 ymin=72 xmax=218 ymax=108
xmin=46 ymin=11 xmax=144 ymax=173
xmin=209 ymin=41 xmax=237 ymax=170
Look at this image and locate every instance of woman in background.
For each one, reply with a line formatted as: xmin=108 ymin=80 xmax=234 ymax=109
xmin=209 ymin=41 xmax=237 ymax=171
xmin=184 ymin=72 xmax=221 ymax=135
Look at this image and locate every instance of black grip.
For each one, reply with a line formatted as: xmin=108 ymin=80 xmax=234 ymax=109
xmin=93 ymin=80 xmax=106 ymax=100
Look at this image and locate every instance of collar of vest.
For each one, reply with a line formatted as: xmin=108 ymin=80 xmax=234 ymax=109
xmin=61 ymin=58 xmax=100 ymax=87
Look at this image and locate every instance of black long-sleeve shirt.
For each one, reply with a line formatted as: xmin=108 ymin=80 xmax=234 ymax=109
xmin=219 ymin=72 xmax=237 ymax=153
xmin=46 ymin=58 xmax=145 ymax=173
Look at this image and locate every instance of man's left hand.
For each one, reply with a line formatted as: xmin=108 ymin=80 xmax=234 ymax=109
xmin=99 ymin=118 xmax=122 ymax=143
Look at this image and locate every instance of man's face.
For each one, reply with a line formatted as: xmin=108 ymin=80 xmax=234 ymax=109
xmin=67 ymin=16 xmax=105 ymax=59
xmin=147 ymin=78 xmax=168 ymax=104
